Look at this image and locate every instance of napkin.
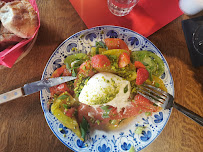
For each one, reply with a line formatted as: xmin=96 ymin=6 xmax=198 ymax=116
xmin=181 ymin=16 xmax=203 ymax=67
xmin=69 ymin=0 xmax=183 ymax=37
xmin=0 ymin=0 xmax=40 ymax=68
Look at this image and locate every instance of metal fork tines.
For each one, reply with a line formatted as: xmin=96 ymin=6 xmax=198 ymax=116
xmin=137 ymin=84 xmax=172 ymax=109
xmin=137 ymin=83 xmax=203 ymax=126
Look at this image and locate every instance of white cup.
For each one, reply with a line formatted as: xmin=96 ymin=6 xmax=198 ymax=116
xmin=179 ymin=0 xmax=203 ymax=15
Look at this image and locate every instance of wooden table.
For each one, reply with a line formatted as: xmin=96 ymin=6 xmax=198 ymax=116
xmin=0 ymin=0 xmax=202 ymax=151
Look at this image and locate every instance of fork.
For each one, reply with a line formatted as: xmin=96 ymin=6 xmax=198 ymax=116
xmin=137 ymin=84 xmax=203 ymax=126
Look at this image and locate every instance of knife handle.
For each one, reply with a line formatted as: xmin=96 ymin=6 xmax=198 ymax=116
xmin=0 ymin=88 xmax=24 ymax=104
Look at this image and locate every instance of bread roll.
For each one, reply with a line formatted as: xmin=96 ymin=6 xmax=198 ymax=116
xmin=0 ymin=23 xmax=23 ymax=51
xmin=0 ymin=0 xmax=38 ymax=38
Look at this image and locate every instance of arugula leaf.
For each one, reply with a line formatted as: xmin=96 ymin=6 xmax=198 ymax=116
xmin=101 ymin=106 xmax=112 ymax=118
xmin=124 ymin=85 xmax=128 ymax=93
xmin=95 ymin=47 xmax=99 ymax=54
xmin=57 ymin=94 xmax=69 ymax=100
xmin=63 ymin=104 xmax=69 ymax=109
xmin=96 ymin=41 xmax=108 ymax=49
xmin=65 ymin=63 xmax=71 ymax=73
xmin=94 ymin=41 xmax=108 ymax=55
xmin=71 ymin=69 xmax=77 ymax=77
xmin=80 ymin=117 xmax=89 ymax=140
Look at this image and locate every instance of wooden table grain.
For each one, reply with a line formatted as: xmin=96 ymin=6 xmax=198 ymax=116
xmin=0 ymin=0 xmax=202 ymax=152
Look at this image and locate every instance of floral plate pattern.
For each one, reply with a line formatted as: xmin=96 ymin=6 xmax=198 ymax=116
xmin=40 ymin=26 xmax=174 ymax=152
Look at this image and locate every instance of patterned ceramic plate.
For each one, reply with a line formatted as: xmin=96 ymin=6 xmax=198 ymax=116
xmin=40 ymin=26 xmax=174 ymax=152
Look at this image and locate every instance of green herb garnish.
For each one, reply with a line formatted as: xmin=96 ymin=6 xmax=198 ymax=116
xmin=63 ymin=104 xmax=69 ymax=109
xmin=155 ymin=82 xmax=160 ymax=88
xmin=80 ymin=116 xmax=89 ymax=141
xmin=124 ymin=84 xmax=128 ymax=93
xmin=101 ymin=105 xmax=112 ymax=118
xmin=57 ymin=94 xmax=69 ymax=100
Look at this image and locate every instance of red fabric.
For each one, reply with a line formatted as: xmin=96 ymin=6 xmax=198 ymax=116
xmin=69 ymin=0 xmax=183 ymax=37
xmin=0 ymin=0 xmax=40 ymax=68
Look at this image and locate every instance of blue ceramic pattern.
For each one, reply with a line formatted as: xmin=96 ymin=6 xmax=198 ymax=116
xmin=154 ymin=112 xmax=164 ymax=123
xmin=40 ymin=26 xmax=174 ymax=152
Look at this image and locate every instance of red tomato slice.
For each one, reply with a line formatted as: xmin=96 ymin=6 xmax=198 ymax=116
xmin=79 ymin=60 xmax=96 ymax=77
xmin=134 ymin=61 xmax=145 ymax=69
xmin=104 ymin=38 xmax=131 ymax=55
xmin=65 ymin=107 xmax=75 ymax=118
xmin=136 ymin=68 xmax=149 ymax=85
xmin=133 ymin=94 xmax=160 ymax=112
xmin=91 ymin=54 xmax=111 ymax=69
xmin=118 ymin=52 xmax=130 ymax=68
xmin=50 ymin=83 xmax=73 ymax=96
xmin=52 ymin=65 xmax=71 ymax=78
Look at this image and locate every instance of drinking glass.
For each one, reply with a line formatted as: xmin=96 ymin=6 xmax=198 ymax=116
xmin=107 ymin=0 xmax=139 ymax=16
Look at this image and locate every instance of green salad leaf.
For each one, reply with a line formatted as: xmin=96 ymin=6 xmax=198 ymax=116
xmin=80 ymin=116 xmax=90 ymax=141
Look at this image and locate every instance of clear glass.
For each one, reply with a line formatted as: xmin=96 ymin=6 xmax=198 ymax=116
xmin=192 ymin=25 xmax=203 ymax=55
xmin=107 ymin=0 xmax=139 ymax=16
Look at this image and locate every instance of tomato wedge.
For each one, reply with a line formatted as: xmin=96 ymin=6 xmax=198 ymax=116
xmin=118 ymin=52 xmax=130 ymax=68
xmin=65 ymin=107 xmax=76 ymax=118
xmin=50 ymin=83 xmax=73 ymax=96
xmin=91 ymin=54 xmax=111 ymax=69
xmin=104 ymin=38 xmax=130 ymax=55
xmin=79 ymin=60 xmax=95 ymax=77
xmin=51 ymin=65 xmax=71 ymax=78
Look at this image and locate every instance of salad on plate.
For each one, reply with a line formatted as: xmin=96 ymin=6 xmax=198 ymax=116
xmin=48 ymin=38 xmax=167 ymax=141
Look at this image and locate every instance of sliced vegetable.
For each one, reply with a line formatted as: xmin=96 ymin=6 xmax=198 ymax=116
xmin=102 ymin=49 xmax=128 ymax=57
xmin=49 ymin=83 xmax=73 ymax=96
xmin=64 ymin=53 xmax=90 ymax=76
xmin=118 ymin=52 xmax=130 ymax=68
xmin=64 ymin=53 xmax=89 ymax=67
xmin=104 ymin=38 xmax=130 ymax=55
xmin=91 ymin=54 xmax=111 ymax=70
xmin=90 ymin=47 xmax=107 ymax=56
xmin=51 ymin=65 xmax=71 ymax=78
xmin=79 ymin=60 xmax=96 ymax=77
xmin=134 ymin=94 xmax=161 ymax=112
xmin=51 ymin=92 xmax=82 ymax=140
xmin=134 ymin=61 xmax=145 ymax=69
xmin=145 ymin=75 xmax=167 ymax=92
xmin=136 ymin=68 xmax=149 ymax=85
xmin=131 ymin=51 xmax=165 ymax=77
xmin=64 ymin=107 xmax=76 ymax=117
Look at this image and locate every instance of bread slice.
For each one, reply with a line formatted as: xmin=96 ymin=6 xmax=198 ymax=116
xmin=0 ymin=0 xmax=38 ymax=38
xmin=0 ymin=22 xmax=23 ymax=51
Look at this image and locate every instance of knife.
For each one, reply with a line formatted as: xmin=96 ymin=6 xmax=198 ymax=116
xmin=0 ymin=76 xmax=76 ymax=104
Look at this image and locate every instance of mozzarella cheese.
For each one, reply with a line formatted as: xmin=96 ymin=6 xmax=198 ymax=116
xmin=78 ymin=72 xmax=131 ymax=112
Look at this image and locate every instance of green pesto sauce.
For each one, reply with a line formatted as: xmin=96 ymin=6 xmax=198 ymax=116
xmin=88 ymin=78 xmax=120 ymax=105
xmin=74 ymin=74 xmax=90 ymax=97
